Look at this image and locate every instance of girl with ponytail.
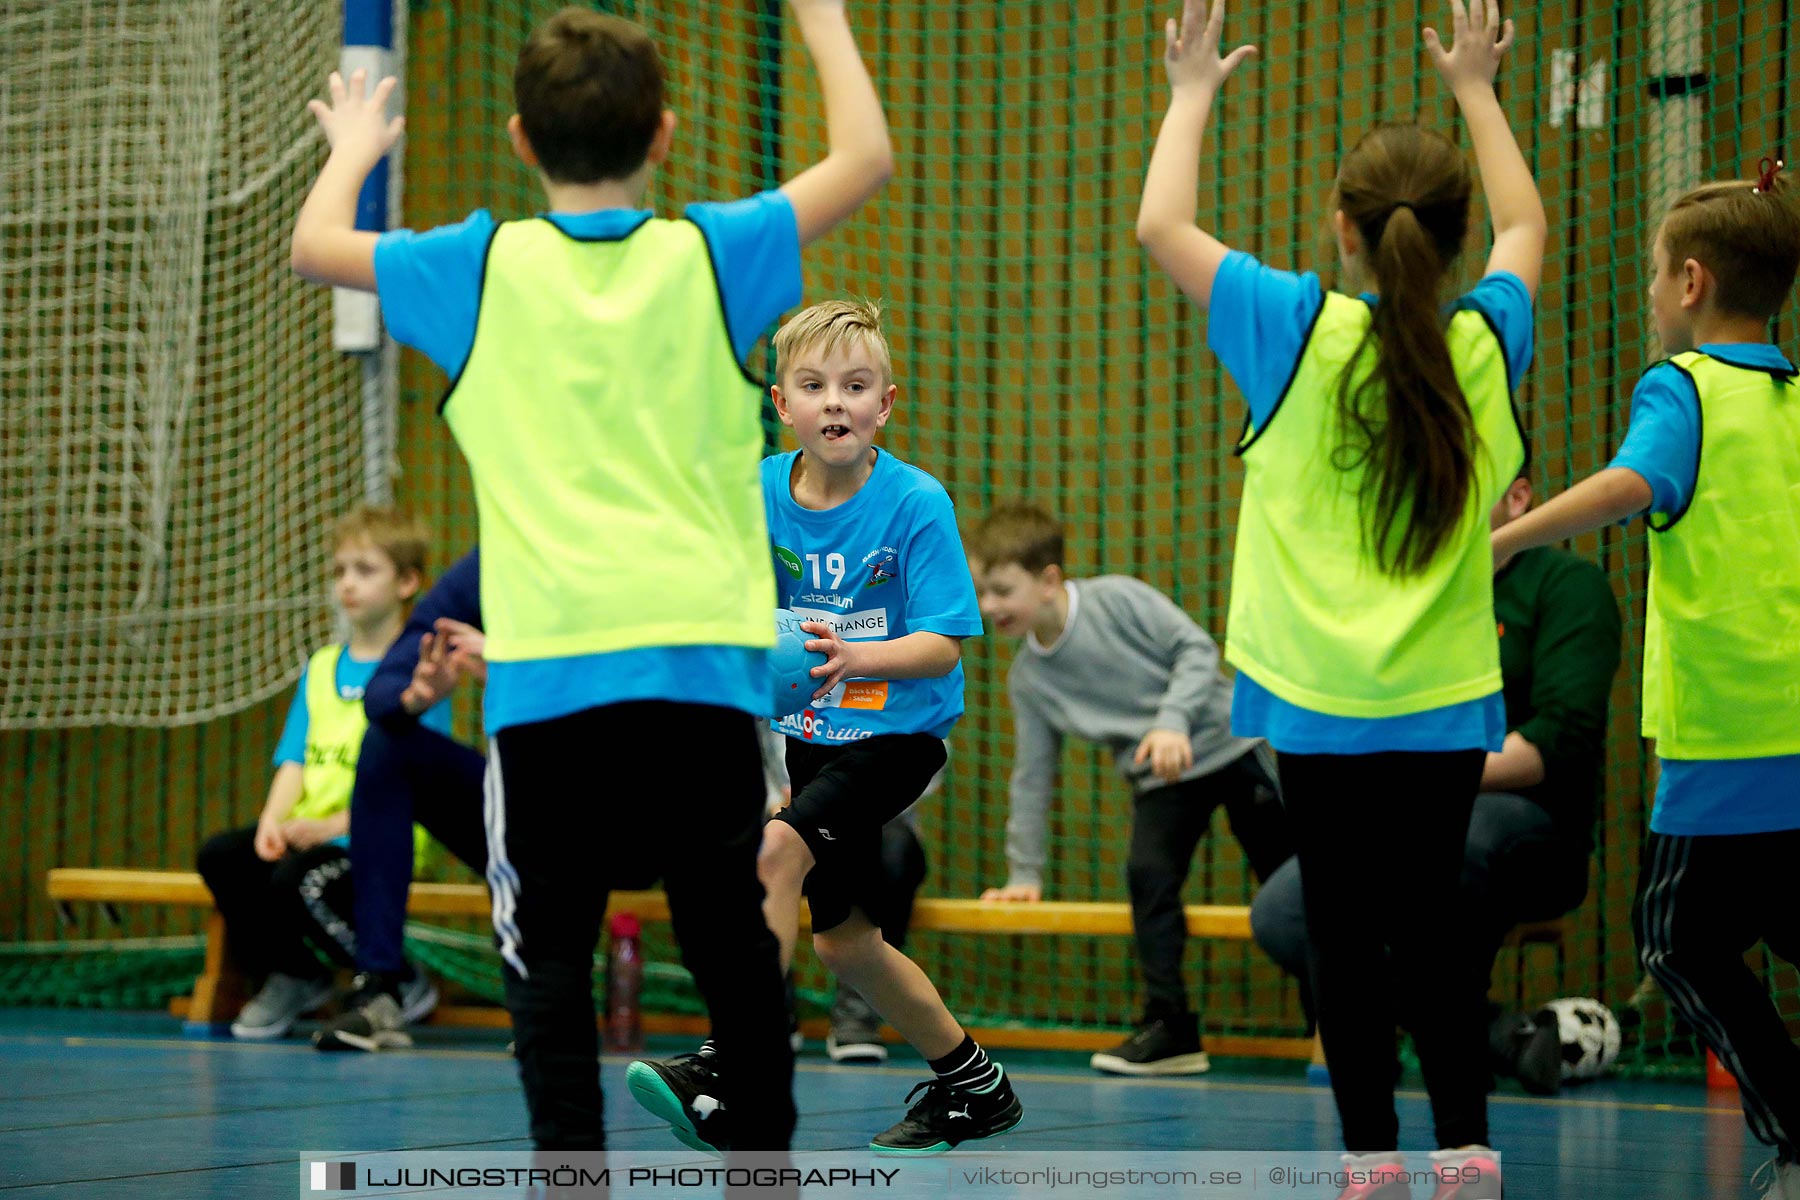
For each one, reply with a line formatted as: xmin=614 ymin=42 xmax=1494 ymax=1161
xmin=1136 ymin=3 xmax=1545 ymax=1197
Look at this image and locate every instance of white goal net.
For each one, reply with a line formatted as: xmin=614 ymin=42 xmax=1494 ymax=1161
xmin=1 ymin=0 xmax=384 ymax=727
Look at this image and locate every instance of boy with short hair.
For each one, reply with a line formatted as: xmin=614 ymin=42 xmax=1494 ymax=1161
xmin=966 ymin=503 xmax=1291 ymax=1076
xmin=290 ymin=1 xmax=895 ymax=1151
xmin=629 ymin=300 xmax=1023 ymax=1154
xmin=197 ymin=505 xmax=444 ymax=1040
xmin=1493 ymin=163 xmax=1800 ymax=1197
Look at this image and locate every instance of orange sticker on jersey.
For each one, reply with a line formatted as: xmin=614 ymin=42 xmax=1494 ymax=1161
xmin=839 ymin=681 xmax=890 ymax=710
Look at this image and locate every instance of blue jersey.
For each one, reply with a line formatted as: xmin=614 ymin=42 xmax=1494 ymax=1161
xmin=762 ymin=450 xmax=983 ymax=742
xmin=372 ymin=192 xmax=802 ymax=730
xmin=1207 ymin=252 xmax=1535 ymax=754
xmin=1608 ymin=341 xmax=1800 ymax=836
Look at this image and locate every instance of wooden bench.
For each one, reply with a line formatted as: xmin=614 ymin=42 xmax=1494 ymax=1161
xmin=46 ymin=868 xmax=1564 ymax=1058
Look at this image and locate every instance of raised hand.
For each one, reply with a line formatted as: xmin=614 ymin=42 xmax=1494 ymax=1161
xmin=400 ymin=630 xmax=460 ymax=716
xmin=436 ymin=618 xmax=488 ymax=686
xmin=1162 ymin=0 xmax=1258 ymax=94
xmin=1424 ymin=0 xmax=1516 ymax=91
xmin=305 ymin=69 xmax=405 ymax=169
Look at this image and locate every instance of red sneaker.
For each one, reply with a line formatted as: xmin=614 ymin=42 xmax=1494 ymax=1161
xmin=1429 ymin=1150 xmax=1502 ymax=1199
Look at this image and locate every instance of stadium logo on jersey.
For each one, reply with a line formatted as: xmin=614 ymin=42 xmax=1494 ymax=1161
xmin=861 ymin=546 xmax=899 ymax=587
xmin=798 ymin=591 xmax=853 ymax=610
xmin=774 ymin=546 xmax=804 ymax=580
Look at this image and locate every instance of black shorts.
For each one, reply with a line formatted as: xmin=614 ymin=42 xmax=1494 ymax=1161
xmin=772 ymin=732 xmax=946 ymax=933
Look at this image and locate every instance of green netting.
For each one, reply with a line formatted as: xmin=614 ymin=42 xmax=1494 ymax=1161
xmin=0 ymin=938 xmax=207 ymax=1010
xmin=5 ymin=1 xmax=1800 ymax=1080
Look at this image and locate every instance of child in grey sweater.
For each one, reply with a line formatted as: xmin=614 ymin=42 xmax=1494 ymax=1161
xmin=968 ymin=504 xmax=1292 ymax=1076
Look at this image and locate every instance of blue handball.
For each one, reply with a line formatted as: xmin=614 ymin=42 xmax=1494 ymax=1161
xmin=769 ymin=608 xmax=829 ymax=718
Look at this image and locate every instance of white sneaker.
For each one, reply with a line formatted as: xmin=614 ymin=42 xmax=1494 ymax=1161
xmin=230 ymin=973 xmax=333 ymax=1040
xmin=1753 ymin=1157 xmax=1800 ymax=1199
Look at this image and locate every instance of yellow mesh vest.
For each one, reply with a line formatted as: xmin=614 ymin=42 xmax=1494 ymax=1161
xmin=291 ymin=645 xmax=365 ymax=822
xmin=1642 ymin=350 xmax=1800 ymax=757
xmin=289 ymin=645 xmax=430 ymax=873
xmin=1224 ymin=292 xmax=1525 ymax=717
xmin=443 ymin=217 xmax=775 ymax=664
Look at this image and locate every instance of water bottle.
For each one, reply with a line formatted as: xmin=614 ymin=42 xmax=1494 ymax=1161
xmin=606 ymin=912 xmax=644 ymax=1052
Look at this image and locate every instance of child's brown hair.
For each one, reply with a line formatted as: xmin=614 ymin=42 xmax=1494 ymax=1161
xmin=1660 ymin=163 xmax=1800 ymax=321
xmin=333 ymin=504 xmax=429 ymax=581
xmin=514 ymin=8 xmax=666 ymax=184
xmin=965 ymin=504 xmax=1064 ymax=574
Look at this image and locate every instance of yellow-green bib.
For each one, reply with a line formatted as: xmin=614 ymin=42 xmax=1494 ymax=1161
xmin=1225 ymin=292 xmax=1525 ymax=717
xmin=443 ymin=216 xmax=774 ymax=664
xmin=289 ymin=644 xmax=430 ymax=873
xmin=291 ymin=645 xmax=366 ymax=822
xmin=1642 ymin=350 xmax=1800 ymax=757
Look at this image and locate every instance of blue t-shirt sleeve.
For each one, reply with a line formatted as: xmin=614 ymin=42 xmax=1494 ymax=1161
xmin=683 ymin=191 xmax=802 ymax=363
xmin=373 ymin=210 xmax=499 ymax=379
xmin=1455 ymin=271 xmax=1535 ymax=389
xmin=420 ymin=698 xmax=455 ymax=737
xmin=272 ymin=671 xmax=308 ymax=767
xmin=1205 ymin=250 xmax=1327 ymax=432
xmin=902 ymin=490 xmax=986 ymax=639
xmin=1609 ymin=364 xmax=1702 ymax=518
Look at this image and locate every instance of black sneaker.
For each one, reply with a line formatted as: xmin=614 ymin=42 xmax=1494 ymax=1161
xmin=625 ymin=1052 xmax=730 ymax=1154
xmin=313 ymin=970 xmax=438 ymax=1052
xmin=1089 ymin=1012 xmax=1210 ymax=1076
xmin=869 ymin=1068 xmax=1023 ymax=1155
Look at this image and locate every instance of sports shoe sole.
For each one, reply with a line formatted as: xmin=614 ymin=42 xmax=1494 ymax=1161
xmin=230 ymin=1019 xmax=300 ymax=1041
xmin=869 ymin=1099 xmax=1024 ymax=1156
xmin=313 ymin=1026 xmax=414 ymax=1053
xmin=826 ymin=1035 xmax=888 ymax=1063
xmin=229 ymin=981 xmax=334 ymax=1040
xmin=625 ymin=1061 xmax=726 ymax=1156
xmin=1431 ymin=1157 xmax=1502 ymax=1200
xmin=1089 ymin=1050 xmax=1211 ymax=1076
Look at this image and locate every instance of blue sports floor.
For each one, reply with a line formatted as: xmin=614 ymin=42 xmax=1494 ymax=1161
xmin=0 ymin=1008 xmax=1777 ymax=1198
